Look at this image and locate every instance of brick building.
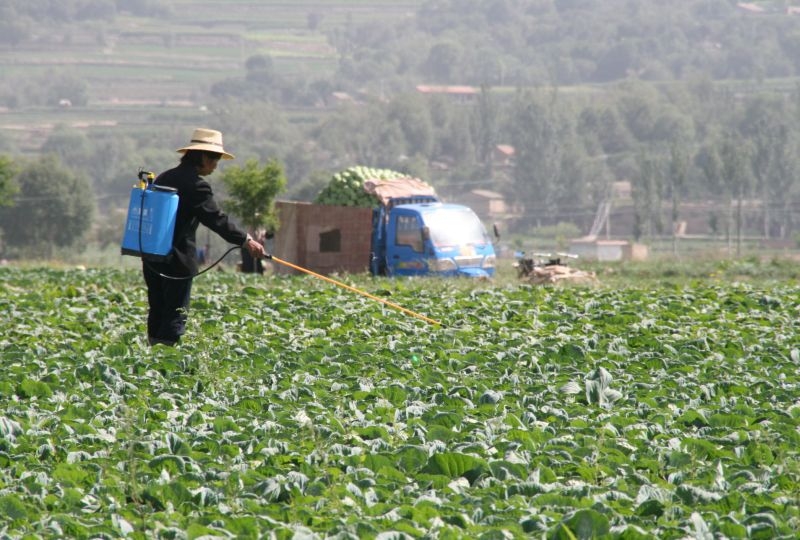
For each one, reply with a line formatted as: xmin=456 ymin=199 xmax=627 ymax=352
xmin=273 ymin=201 xmax=373 ymax=275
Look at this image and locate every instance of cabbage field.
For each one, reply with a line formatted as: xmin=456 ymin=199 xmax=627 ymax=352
xmin=1 ymin=266 xmax=799 ymax=539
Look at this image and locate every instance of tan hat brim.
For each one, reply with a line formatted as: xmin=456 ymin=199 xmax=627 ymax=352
xmin=176 ymin=143 xmax=235 ymax=160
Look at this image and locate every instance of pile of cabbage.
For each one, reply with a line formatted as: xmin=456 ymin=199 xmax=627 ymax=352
xmin=314 ymin=166 xmax=408 ymax=207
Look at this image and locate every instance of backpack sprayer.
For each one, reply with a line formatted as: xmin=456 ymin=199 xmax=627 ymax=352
xmin=120 ymin=169 xmax=440 ymax=326
xmin=121 ymin=169 xmax=178 ymax=261
xmin=121 ymin=168 xmax=242 ymax=278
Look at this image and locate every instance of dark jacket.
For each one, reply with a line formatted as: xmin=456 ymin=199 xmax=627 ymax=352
xmin=153 ymin=162 xmax=247 ymax=276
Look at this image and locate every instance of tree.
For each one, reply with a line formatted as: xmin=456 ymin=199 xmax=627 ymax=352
xmin=423 ymin=41 xmax=462 ymax=82
xmin=632 ymin=151 xmax=663 ymax=241
xmin=0 ymin=156 xmax=19 ymax=207
xmin=509 ymin=90 xmax=577 ymax=227
xmin=696 ymin=142 xmax=724 ymax=236
xmin=739 ymin=96 xmax=800 ymax=240
xmin=47 ymin=72 xmax=89 ymax=107
xmin=768 ymin=126 xmax=800 ymax=239
xmin=668 ymin=140 xmax=690 ymax=254
xmin=0 ymin=13 xmax=32 ymax=46
xmin=579 ymin=105 xmax=633 ymax=156
xmin=616 ymin=82 xmax=661 ymax=143
xmin=312 ymin=102 xmax=408 ymax=167
xmin=0 ymin=155 xmax=95 ymax=258
xmin=41 ymin=125 xmax=93 ymax=174
xmin=594 ymin=41 xmax=636 ymax=82
xmin=441 ymin=110 xmax=475 ymax=167
xmin=473 ymin=85 xmax=498 ymax=165
xmin=220 ymin=158 xmax=286 ymax=273
xmin=386 ymin=93 xmax=433 ymax=157
xmin=719 ymin=135 xmax=751 ymax=256
xmin=220 ymin=158 xmax=286 ymax=235
xmin=210 ymin=99 xmax=298 ymax=162
xmin=245 ymin=54 xmax=276 ymax=85
xmin=86 ymin=134 xmax=139 ymax=201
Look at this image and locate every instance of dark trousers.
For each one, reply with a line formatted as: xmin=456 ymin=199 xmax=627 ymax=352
xmin=143 ymin=264 xmax=192 ymax=345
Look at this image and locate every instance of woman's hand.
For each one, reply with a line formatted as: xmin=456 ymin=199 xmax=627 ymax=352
xmin=244 ymin=236 xmax=267 ymax=259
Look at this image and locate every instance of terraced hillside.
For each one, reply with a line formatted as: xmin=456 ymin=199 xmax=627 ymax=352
xmin=0 ymin=0 xmax=423 ymax=150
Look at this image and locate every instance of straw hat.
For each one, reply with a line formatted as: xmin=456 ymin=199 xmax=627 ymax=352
xmin=176 ymin=128 xmax=235 ymax=160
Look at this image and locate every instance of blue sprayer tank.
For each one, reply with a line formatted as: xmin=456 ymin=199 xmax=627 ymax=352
xmin=120 ymin=172 xmax=179 ymax=261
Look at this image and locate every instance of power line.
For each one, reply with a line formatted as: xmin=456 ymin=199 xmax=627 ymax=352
xmin=8 ymin=192 xmax=123 ymax=203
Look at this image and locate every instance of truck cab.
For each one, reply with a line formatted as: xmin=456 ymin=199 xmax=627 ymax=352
xmin=371 ymin=198 xmax=496 ymax=278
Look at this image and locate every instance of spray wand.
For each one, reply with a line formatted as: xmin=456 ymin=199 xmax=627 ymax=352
xmin=264 ymin=254 xmax=442 ymax=327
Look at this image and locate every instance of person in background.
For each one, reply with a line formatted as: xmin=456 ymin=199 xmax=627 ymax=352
xmin=143 ymin=128 xmax=266 ymax=346
xmin=240 ymin=227 xmax=264 ymax=274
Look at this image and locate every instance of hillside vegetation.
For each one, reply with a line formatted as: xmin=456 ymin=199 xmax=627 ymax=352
xmin=3 ymin=0 xmax=800 ymax=260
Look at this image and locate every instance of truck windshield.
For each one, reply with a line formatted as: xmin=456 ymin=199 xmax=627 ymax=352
xmin=423 ymin=207 xmax=490 ymax=248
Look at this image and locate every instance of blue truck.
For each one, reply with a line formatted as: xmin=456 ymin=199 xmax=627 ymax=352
xmin=273 ymin=191 xmax=496 ymax=278
xmin=370 ymin=194 xmax=496 ymax=277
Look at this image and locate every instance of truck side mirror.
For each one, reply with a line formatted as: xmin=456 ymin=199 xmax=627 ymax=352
xmin=492 ymin=223 xmax=500 ymax=240
xmin=421 ymin=226 xmax=431 ymax=241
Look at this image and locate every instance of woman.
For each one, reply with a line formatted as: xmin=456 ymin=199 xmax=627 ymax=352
xmin=143 ymin=128 xmax=266 ymax=346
